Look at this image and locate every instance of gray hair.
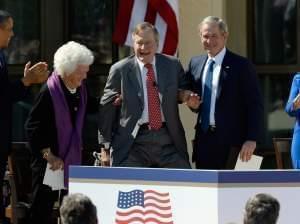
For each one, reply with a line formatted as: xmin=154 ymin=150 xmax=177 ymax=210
xmin=60 ymin=193 xmax=98 ymax=224
xmin=132 ymin=22 xmax=160 ymax=45
xmin=54 ymin=41 xmax=94 ymax=77
xmin=0 ymin=10 xmax=12 ymax=27
xmin=199 ymin=16 xmax=228 ymax=34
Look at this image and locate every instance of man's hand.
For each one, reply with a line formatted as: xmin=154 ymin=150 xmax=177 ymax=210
xmin=239 ymin=140 xmax=256 ymax=162
xmin=22 ymin=61 xmax=48 ymax=86
xmin=178 ymin=90 xmax=201 ymax=109
xmin=186 ymin=93 xmax=201 ymax=109
xmin=112 ymin=94 xmax=122 ymax=106
xmin=100 ymin=147 xmax=111 ymax=167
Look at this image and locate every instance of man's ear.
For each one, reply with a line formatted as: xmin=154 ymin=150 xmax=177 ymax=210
xmin=223 ymin=32 xmax=229 ymax=40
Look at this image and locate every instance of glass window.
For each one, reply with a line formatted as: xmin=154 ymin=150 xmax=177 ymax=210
xmin=254 ymin=0 xmax=297 ymax=64
xmin=0 ymin=0 xmax=40 ymax=64
xmin=69 ymin=0 xmax=113 ymax=64
xmin=260 ymin=74 xmax=294 ymax=148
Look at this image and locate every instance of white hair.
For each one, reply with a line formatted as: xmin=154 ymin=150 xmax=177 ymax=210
xmin=54 ymin=41 xmax=94 ymax=77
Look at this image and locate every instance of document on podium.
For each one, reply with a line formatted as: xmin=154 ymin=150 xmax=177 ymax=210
xmin=234 ymin=154 xmax=263 ymax=170
xmin=43 ymin=163 xmax=65 ymax=190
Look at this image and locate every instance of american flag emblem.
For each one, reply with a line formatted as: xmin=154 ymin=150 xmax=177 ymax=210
xmin=115 ymin=189 xmax=174 ymax=224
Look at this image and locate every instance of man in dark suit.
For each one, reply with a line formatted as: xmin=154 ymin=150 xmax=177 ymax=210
xmin=185 ymin=16 xmax=263 ymax=169
xmin=0 ymin=10 xmax=48 ymax=222
xmin=98 ymin=22 xmax=191 ymax=168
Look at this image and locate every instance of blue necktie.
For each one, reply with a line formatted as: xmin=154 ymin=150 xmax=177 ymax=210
xmin=201 ymin=59 xmax=215 ymax=132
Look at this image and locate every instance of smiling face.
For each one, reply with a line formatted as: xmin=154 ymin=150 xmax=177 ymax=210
xmin=0 ymin=17 xmax=14 ymax=49
xmin=132 ymin=28 xmax=158 ymax=64
xmin=200 ymin=22 xmax=228 ymax=57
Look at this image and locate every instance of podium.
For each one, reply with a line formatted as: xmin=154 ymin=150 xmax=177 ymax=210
xmin=69 ymin=166 xmax=300 ymax=224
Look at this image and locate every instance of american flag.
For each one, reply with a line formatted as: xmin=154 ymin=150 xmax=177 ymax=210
xmin=115 ymin=189 xmax=174 ymax=224
xmin=113 ymin=0 xmax=179 ymax=55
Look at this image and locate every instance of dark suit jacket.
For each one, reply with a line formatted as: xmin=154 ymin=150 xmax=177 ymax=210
xmin=0 ymin=51 xmax=27 ymax=157
xmin=186 ymin=49 xmax=263 ymax=147
xmin=98 ymin=54 xmax=189 ymax=165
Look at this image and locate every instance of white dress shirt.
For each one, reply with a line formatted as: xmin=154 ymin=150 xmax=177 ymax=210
xmin=201 ymin=47 xmax=226 ymax=126
xmin=136 ymin=57 xmax=165 ymax=124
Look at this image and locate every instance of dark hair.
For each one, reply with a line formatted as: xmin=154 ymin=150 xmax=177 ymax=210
xmin=60 ymin=193 xmax=98 ymax=224
xmin=0 ymin=10 xmax=12 ymax=27
xmin=244 ymin=193 xmax=280 ymax=224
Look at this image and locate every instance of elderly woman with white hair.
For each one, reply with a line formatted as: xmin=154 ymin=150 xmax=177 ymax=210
xmin=25 ymin=41 xmax=97 ymax=224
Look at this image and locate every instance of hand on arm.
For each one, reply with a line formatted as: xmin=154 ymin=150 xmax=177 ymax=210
xmin=100 ymin=143 xmax=111 ymax=166
xmin=22 ymin=61 xmax=48 ymax=86
xmin=239 ymin=140 xmax=256 ymax=162
xmin=112 ymin=94 xmax=122 ymax=106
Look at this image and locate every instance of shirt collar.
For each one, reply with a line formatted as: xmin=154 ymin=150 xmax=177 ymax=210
xmin=208 ymin=47 xmax=226 ymax=65
xmin=136 ymin=56 xmax=156 ymax=72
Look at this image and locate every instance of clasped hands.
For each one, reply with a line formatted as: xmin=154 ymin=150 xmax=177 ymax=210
xmin=178 ymin=90 xmax=201 ymax=109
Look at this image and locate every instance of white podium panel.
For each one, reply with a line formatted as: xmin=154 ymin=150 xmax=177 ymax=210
xmin=69 ymin=167 xmax=300 ymax=224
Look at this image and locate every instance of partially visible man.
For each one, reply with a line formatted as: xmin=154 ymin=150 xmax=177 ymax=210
xmin=98 ymin=22 xmax=191 ymax=168
xmin=185 ymin=16 xmax=263 ymax=169
xmin=60 ymin=193 xmax=98 ymax=224
xmin=244 ymin=193 xmax=280 ymax=224
xmin=0 ymin=10 xmax=48 ymax=221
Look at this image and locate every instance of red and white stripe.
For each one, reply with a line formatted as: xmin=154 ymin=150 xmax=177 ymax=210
xmin=113 ymin=0 xmax=179 ymax=55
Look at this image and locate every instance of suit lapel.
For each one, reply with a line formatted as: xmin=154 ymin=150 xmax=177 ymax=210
xmin=127 ymin=58 xmax=144 ymax=105
xmin=155 ymin=55 xmax=167 ymax=96
xmin=217 ymin=51 xmax=230 ymax=99
xmin=198 ymin=56 xmax=208 ymax=95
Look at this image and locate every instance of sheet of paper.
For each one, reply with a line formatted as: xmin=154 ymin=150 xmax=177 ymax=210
xmin=131 ymin=120 xmax=141 ymax=139
xmin=234 ymin=154 xmax=263 ymax=170
xmin=43 ymin=163 xmax=65 ymax=190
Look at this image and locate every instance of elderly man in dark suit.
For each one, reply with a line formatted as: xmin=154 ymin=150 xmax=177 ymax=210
xmin=185 ymin=16 xmax=263 ymax=169
xmin=98 ymin=22 xmax=191 ymax=168
xmin=0 ymin=10 xmax=48 ymax=222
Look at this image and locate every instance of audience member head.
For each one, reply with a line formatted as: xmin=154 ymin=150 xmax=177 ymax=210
xmin=244 ymin=193 xmax=280 ymax=224
xmin=60 ymin=193 xmax=98 ymax=224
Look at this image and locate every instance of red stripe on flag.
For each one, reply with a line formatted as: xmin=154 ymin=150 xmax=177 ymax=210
xmin=116 ymin=210 xmax=173 ymax=218
xmin=144 ymin=1 xmax=157 ymax=25
xmin=144 ymin=190 xmax=170 ymax=196
xmin=113 ymin=0 xmax=135 ymax=44
xmin=149 ymin=0 xmax=178 ymax=55
xmin=116 ymin=217 xmax=173 ymax=224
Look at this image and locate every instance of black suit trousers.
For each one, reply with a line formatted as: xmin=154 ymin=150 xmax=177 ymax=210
xmin=194 ymin=128 xmax=239 ymax=170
